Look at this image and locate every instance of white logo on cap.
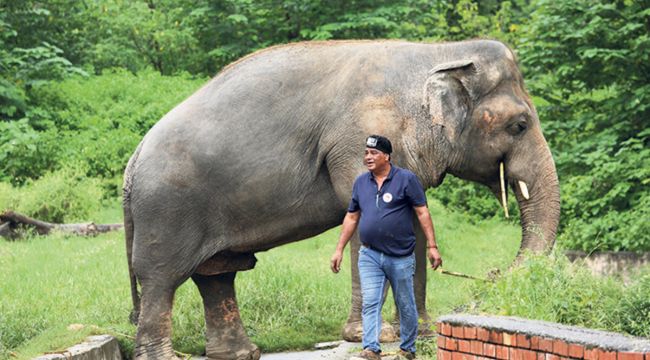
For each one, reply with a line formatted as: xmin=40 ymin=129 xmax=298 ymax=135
xmin=366 ymin=137 xmax=377 ymax=147
xmin=383 ymin=193 xmax=393 ymax=203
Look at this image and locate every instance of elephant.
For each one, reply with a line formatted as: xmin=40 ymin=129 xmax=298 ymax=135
xmin=123 ymin=39 xmax=560 ymax=360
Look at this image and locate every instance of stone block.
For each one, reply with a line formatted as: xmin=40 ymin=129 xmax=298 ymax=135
xmin=33 ymin=335 xmax=122 ymax=360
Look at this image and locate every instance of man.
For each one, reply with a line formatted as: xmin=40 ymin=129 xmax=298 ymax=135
xmin=330 ymin=135 xmax=442 ymax=360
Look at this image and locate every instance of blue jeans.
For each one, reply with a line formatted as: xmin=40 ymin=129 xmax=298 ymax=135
xmin=358 ymin=245 xmax=417 ymax=354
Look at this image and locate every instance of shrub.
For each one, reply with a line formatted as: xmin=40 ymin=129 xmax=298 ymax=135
xmin=0 ymin=119 xmax=61 ymax=185
xmin=613 ymin=271 xmax=650 ymax=337
xmin=4 ymin=166 xmax=104 ymax=223
xmin=473 ymin=253 xmax=649 ymax=338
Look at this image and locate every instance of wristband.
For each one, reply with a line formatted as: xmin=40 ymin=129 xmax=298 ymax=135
xmin=427 ymin=245 xmax=438 ymax=249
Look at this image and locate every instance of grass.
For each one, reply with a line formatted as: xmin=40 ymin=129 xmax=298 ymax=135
xmin=0 ymin=199 xmax=521 ymax=359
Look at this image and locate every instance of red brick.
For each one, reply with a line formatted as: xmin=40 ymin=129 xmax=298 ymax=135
xmin=441 ymin=323 xmax=453 ymax=336
xmin=537 ymin=353 xmax=545 ymax=360
xmin=438 ymin=336 xmax=447 ymax=349
xmin=569 ymin=344 xmax=585 ymax=358
xmin=453 ymin=326 xmax=466 ymax=338
xmin=439 ymin=349 xmax=453 ymax=360
xmin=538 ymin=338 xmax=554 ymax=353
xmin=503 ymin=333 xmax=515 ymax=346
xmin=523 ymin=350 xmax=538 ymax=360
xmin=619 ymin=352 xmax=645 ymax=360
xmin=477 ymin=328 xmax=490 ymax=341
xmin=645 ymin=353 xmax=650 ymax=360
xmin=454 ymin=352 xmax=477 ymax=360
xmin=484 ymin=343 xmax=496 ymax=357
xmin=436 ymin=322 xmax=443 ymax=334
xmin=511 ymin=348 xmax=526 ymax=360
xmin=584 ymin=347 xmax=599 ymax=360
xmin=546 ymin=354 xmax=561 ymax=360
xmin=489 ymin=330 xmax=504 ymax=344
xmin=446 ymin=337 xmax=459 ymax=351
xmin=517 ymin=334 xmax=532 ymax=349
xmin=596 ymin=349 xmax=616 ymax=360
xmin=530 ymin=337 xmax=541 ymax=350
xmin=465 ymin=327 xmax=478 ymax=340
xmin=496 ymin=345 xmax=509 ymax=359
xmin=553 ymin=340 xmax=570 ymax=357
xmin=471 ymin=340 xmax=484 ymax=355
xmin=459 ymin=339 xmax=472 ymax=353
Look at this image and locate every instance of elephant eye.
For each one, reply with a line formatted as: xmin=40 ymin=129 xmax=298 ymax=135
xmin=507 ymin=117 xmax=528 ymax=136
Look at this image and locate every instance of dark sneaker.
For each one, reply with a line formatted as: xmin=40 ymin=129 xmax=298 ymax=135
xmin=355 ymin=348 xmax=382 ymax=360
xmin=398 ymin=349 xmax=416 ymax=360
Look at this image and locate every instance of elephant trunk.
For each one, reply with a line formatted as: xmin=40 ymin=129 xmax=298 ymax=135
xmin=512 ymin=145 xmax=560 ymax=262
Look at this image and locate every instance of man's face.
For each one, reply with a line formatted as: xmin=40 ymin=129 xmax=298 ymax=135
xmin=364 ymin=147 xmax=390 ymax=171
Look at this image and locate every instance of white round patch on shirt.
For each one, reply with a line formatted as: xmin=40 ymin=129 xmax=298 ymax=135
xmin=382 ymin=193 xmax=393 ymax=203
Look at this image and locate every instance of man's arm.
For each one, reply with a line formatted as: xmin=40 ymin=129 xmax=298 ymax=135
xmin=414 ymin=205 xmax=443 ymax=270
xmin=330 ymin=211 xmax=360 ymax=273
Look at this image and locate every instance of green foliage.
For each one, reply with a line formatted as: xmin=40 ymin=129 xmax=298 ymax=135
xmin=614 ymin=271 xmax=650 ymax=337
xmin=0 ymin=69 xmax=205 ymax=186
xmin=0 ymin=9 xmax=87 ymax=120
xmin=1 ymin=166 xmax=104 ymax=223
xmin=518 ymin=0 xmax=650 ymax=251
xmin=0 ymin=119 xmax=60 ymax=184
xmin=473 ymin=253 xmax=650 ymax=337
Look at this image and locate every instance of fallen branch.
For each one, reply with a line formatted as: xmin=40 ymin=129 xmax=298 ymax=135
xmin=0 ymin=210 xmax=123 ymax=239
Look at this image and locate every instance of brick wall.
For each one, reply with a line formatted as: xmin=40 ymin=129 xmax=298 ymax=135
xmin=437 ymin=315 xmax=650 ymax=360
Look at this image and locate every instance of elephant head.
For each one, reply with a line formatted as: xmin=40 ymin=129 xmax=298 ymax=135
xmin=421 ymin=45 xmax=560 ymax=259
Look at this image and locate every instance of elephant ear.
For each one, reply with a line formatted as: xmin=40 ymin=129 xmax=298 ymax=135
xmin=421 ymin=59 xmax=477 ymax=140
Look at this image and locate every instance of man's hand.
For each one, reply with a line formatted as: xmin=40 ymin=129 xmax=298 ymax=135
xmin=428 ymin=247 xmax=442 ymax=270
xmin=330 ymin=250 xmax=344 ymax=273
xmin=330 ymin=211 xmax=359 ymax=274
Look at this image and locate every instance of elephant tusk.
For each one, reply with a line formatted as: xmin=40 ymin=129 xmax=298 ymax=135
xmin=518 ymin=180 xmax=530 ymax=200
xmin=500 ymin=162 xmax=509 ymax=218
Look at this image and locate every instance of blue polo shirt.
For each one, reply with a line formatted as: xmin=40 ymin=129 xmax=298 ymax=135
xmin=348 ymin=165 xmax=427 ymax=257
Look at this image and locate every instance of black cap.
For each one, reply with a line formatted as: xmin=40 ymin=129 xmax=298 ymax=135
xmin=366 ymin=135 xmax=392 ymax=154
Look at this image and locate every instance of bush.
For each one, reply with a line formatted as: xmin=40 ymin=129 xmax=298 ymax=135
xmin=0 ymin=119 xmax=61 ymax=185
xmin=1 ymin=166 xmax=104 ymax=223
xmin=473 ymin=253 xmax=649 ymax=338
xmin=614 ymin=271 xmax=650 ymax=337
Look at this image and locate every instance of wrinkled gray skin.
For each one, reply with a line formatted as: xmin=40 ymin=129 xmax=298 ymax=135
xmin=123 ymin=40 xmax=560 ymax=360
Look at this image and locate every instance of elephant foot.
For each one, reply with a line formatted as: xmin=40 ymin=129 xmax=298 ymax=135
xmin=342 ymin=320 xmax=398 ymax=342
xmin=134 ymin=338 xmax=179 ymax=360
xmin=206 ymin=342 xmax=260 ymax=360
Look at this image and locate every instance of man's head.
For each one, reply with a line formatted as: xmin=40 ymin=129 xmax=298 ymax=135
xmin=364 ymin=135 xmax=392 ymax=172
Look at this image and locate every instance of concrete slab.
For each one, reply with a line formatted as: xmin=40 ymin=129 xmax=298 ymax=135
xmin=33 ymin=335 xmax=122 ymax=360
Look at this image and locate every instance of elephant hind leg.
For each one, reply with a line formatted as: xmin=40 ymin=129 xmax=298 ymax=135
xmin=192 ymin=272 xmax=260 ymax=360
xmin=134 ymin=282 xmax=178 ymax=360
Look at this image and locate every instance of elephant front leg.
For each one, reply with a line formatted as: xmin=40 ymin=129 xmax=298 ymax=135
xmin=192 ymin=272 xmax=260 ymax=360
xmin=414 ymin=226 xmax=434 ymax=336
xmin=342 ymin=231 xmax=397 ymax=342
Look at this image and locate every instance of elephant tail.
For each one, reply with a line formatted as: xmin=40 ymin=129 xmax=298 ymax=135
xmin=123 ymin=142 xmax=143 ymax=325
